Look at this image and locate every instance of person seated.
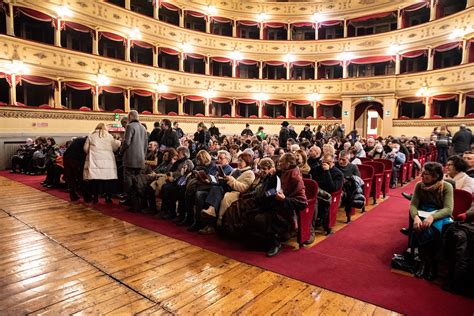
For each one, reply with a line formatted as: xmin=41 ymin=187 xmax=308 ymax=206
xmin=336 ymin=151 xmax=361 ymax=178
xmin=188 ymin=150 xmax=234 ymax=232
xmin=41 ymin=138 xmax=61 ymax=188
xmin=349 ymin=148 xmax=362 ymax=165
xmin=179 ymin=150 xmax=218 ymax=226
xmin=353 ymin=141 xmax=366 ymax=158
xmin=63 ymin=136 xmax=89 ymax=202
xmin=386 ymin=143 xmax=406 ymax=188
xmin=199 ymin=152 xmax=255 ymax=234
xmin=409 ymin=162 xmax=453 ymax=281
xmin=295 ymin=149 xmax=310 ymax=176
xmin=364 ymin=137 xmax=376 ymax=153
xmin=229 ymin=144 xmax=242 ymax=164
xmin=159 ymin=146 xmax=194 ymax=219
xmin=145 ymin=141 xmax=159 ymax=168
xmin=445 ymin=155 xmax=474 ymax=194
xmin=10 ymin=138 xmax=35 ymax=174
xmin=463 ymin=151 xmax=474 ymax=178
xmin=307 ymin=145 xmax=321 ymax=170
xmin=367 ymin=143 xmax=385 ymax=159
xmin=252 ymin=154 xmax=307 ymax=257
xmin=311 ymin=153 xmax=344 ymax=235
xmin=26 ymin=137 xmax=47 ymax=175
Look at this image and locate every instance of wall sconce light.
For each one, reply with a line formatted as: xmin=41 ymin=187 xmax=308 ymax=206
xmin=56 ymin=5 xmax=73 ymax=18
xmin=155 ymin=83 xmax=169 ymax=93
xmin=96 ymin=72 xmax=110 ymax=86
xmin=203 ymin=88 xmax=216 ymax=99
xmin=309 ymin=92 xmax=320 ymax=102
xmin=284 ymin=54 xmax=295 ymax=63
xmin=257 ymin=13 xmax=267 ymax=22
xmin=312 ymin=13 xmax=322 ymax=23
xmin=5 ymin=60 xmax=29 ymax=75
xmin=449 ymin=25 xmax=472 ymax=40
xmin=230 ymin=50 xmax=243 ymax=61
xmin=256 ymin=92 xmax=268 ymax=101
xmin=180 ymin=42 xmax=193 ymax=53
xmin=415 ymin=82 xmax=430 ymax=97
xmin=129 ymin=28 xmax=142 ymax=40
xmin=207 ymin=5 xmax=217 ymax=16
xmin=388 ymin=44 xmax=401 ymax=55
xmin=339 ymin=52 xmax=354 ymax=61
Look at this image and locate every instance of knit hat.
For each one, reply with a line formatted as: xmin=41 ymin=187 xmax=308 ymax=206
xmin=281 ymin=121 xmax=289 ymax=127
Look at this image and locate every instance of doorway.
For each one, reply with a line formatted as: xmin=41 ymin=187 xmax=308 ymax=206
xmin=353 ymin=101 xmax=383 ymax=138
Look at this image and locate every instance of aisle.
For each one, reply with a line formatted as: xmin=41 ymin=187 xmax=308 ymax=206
xmin=2 ymin=171 xmax=473 ymax=315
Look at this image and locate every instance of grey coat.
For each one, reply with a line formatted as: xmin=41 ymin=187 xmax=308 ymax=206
xmin=121 ymin=120 xmax=148 ymax=169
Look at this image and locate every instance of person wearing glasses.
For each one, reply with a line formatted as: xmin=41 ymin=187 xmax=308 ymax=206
xmin=445 ymin=155 xmax=474 ymax=193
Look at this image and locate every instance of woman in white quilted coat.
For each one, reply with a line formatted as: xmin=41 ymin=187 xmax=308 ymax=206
xmin=83 ymin=123 xmax=121 ymax=203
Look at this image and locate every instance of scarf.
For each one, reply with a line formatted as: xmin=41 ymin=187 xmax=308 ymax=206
xmin=420 ymin=180 xmax=444 ymax=206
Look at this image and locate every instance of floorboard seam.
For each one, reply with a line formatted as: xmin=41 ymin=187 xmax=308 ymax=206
xmin=0 ymin=206 xmax=168 ymax=312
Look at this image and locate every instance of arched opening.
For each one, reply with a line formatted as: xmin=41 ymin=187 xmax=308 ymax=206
xmin=236 ymin=100 xmax=258 ymax=118
xmin=210 ymin=98 xmax=232 ymax=117
xmin=184 ymin=96 xmax=205 ymax=116
xmin=99 ymin=87 xmax=124 ymax=112
xmin=158 ymin=94 xmax=178 ymax=115
xmin=353 ymin=101 xmax=383 ymax=138
xmin=130 ymin=90 xmax=154 ymax=114
xmin=159 ymin=2 xmax=179 ymax=26
xmin=62 ymin=81 xmax=93 ymax=110
xmin=0 ymin=75 xmax=9 ymax=105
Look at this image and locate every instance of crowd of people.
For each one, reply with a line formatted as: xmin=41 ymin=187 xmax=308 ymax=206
xmin=8 ymin=113 xmax=474 ymax=287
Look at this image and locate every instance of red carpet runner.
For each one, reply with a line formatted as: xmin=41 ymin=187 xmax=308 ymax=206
xmin=2 ymin=171 xmax=473 ymax=315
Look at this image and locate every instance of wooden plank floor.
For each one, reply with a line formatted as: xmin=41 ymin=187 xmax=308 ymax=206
xmin=0 ymin=176 xmax=398 ymax=315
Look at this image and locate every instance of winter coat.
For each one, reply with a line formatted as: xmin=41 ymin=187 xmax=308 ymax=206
xmin=83 ymin=132 xmax=120 ymax=180
xmin=452 ymin=129 xmax=473 ymax=153
xmin=446 ymin=172 xmax=474 ymax=194
xmin=219 ymin=168 xmax=256 ymax=220
xmin=343 ymin=175 xmax=366 ymax=209
xmin=279 ymin=127 xmax=290 ymax=148
xmin=121 ymin=120 xmax=148 ymax=169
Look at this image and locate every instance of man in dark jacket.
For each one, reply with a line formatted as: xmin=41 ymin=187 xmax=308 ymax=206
xmin=173 ymin=121 xmax=185 ymax=139
xmin=121 ymin=110 xmax=148 ymax=212
xmin=299 ymin=124 xmax=313 ymax=141
xmin=209 ymin=122 xmax=220 ymax=137
xmin=452 ymin=124 xmax=472 ymax=155
xmin=311 ymin=153 xmax=344 ymax=234
xmin=160 ymin=119 xmax=179 ymax=150
xmin=241 ymin=124 xmax=253 ymax=137
xmin=279 ymin=121 xmax=290 ymax=149
xmin=63 ymin=136 xmax=89 ymax=202
xmin=149 ymin=121 xmax=161 ymax=143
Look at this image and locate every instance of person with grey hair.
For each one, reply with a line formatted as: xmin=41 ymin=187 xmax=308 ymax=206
xmin=120 ymin=110 xmax=148 ymax=212
xmin=10 ymin=138 xmax=35 ymax=174
xmin=159 ymin=146 xmax=194 ymax=220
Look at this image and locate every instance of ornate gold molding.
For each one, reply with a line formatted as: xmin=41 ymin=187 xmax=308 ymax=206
xmin=15 ymin=0 xmax=473 ymax=58
xmin=1 ymin=36 xmax=473 ymax=99
xmin=393 ymin=118 xmax=474 ymax=127
xmin=0 ymin=107 xmax=339 ymax=126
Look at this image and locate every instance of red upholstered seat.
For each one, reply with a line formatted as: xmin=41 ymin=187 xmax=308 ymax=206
xmin=297 ymin=179 xmax=318 ymax=248
xmin=167 ymin=111 xmax=177 ymax=116
xmin=249 ymin=115 xmax=257 ymax=118
xmin=0 ymin=101 xmax=6 ymax=106
xmin=79 ymin=106 xmax=91 ymax=111
xmin=374 ymin=159 xmax=393 ymax=198
xmin=453 ymin=189 xmax=473 ymax=218
xmin=276 ymin=115 xmax=285 ymax=119
xmin=359 ymin=157 xmax=372 ymax=163
xmin=431 ymin=115 xmax=442 ymax=119
xmin=466 ymin=113 xmax=474 ymax=118
xmin=399 ymin=116 xmax=410 ymax=119
xmin=328 ymin=190 xmax=343 ymax=228
xmin=357 ymin=164 xmax=374 ymax=207
xmin=364 ymin=161 xmax=385 ymax=204
xmin=318 ymin=116 xmax=326 ymax=119
xmin=222 ymin=114 xmax=230 ymax=118
xmin=195 ymin=113 xmax=204 ymax=117
xmin=141 ymin=110 xmax=152 ymax=114
xmin=398 ymin=163 xmax=408 ymax=186
xmin=38 ymin=104 xmax=52 ymax=109
xmin=306 ymin=116 xmax=313 ymax=119
xmin=15 ymin=102 xmax=26 ymax=107
xmin=113 ymin=109 xmax=124 ymax=113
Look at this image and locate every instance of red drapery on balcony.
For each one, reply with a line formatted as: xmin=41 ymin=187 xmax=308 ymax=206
xmin=317 ymin=20 xmax=343 ymax=27
xmin=431 ymin=94 xmax=458 ymax=101
xmin=237 ymin=99 xmax=257 ymax=104
xmin=160 ymin=2 xmax=179 ymax=11
xmin=159 ymin=47 xmax=179 ymax=56
xmin=468 ymin=39 xmax=474 ymax=63
xmin=319 ymin=100 xmax=341 ymax=106
xmin=264 ymin=61 xmax=286 ymax=67
xmin=263 ymin=22 xmax=287 ymax=29
xmin=237 ymin=20 xmax=259 ymax=27
xmin=211 ymin=57 xmax=232 ymax=64
xmin=184 ymin=53 xmax=206 ymax=60
xmin=348 ymin=12 xmax=395 ymax=24
xmin=159 ymin=93 xmax=177 ymax=100
xmin=185 ymin=10 xmax=207 ymax=20
xmin=292 ymin=22 xmax=315 ymax=28
xmin=99 ymin=86 xmax=124 ymax=94
xmin=185 ymin=95 xmax=205 ymax=102
xmin=399 ymin=97 xmax=424 ymax=104
xmin=348 ymin=56 xmax=395 ymax=65
xmin=291 ymin=100 xmax=311 ymax=106
xmin=264 ymin=100 xmax=284 ymax=106
xmin=61 ymin=21 xmax=94 ymax=36
xmin=318 ymin=60 xmax=343 ymax=66
xmin=401 ymin=1 xmax=429 ymax=28
xmin=237 ymin=59 xmax=258 ymax=66
xmin=466 ymin=91 xmax=474 ymax=97
xmin=5 ymin=74 xmax=21 ymax=87
xmin=211 ymin=16 xmax=232 ymax=24
xmin=131 ymin=40 xmax=156 ymax=52
xmin=131 ymin=89 xmax=155 ymax=101
xmin=63 ymin=81 xmax=94 ymax=91
xmin=15 ymin=7 xmax=57 ymax=28
xmin=433 ymin=42 xmax=462 ymax=53
xmin=400 ymin=50 xmax=427 ymax=59
xmin=291 ymin=61 xmax=314 ymax=67
xmin=211 ymin=97 xmax=231 ymax=103
xmin=99 ymin=32 xmax=126 ymax=44
xmin=21 ymin=75 xmax=55 ymax=87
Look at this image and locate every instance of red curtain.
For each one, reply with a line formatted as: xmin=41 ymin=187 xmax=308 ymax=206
xmin=319 ymin=100 xmax=341 ymax=106
xmin=431 ymin=94 xmax=458 ymax=101
xmin=292 ymin=22 xmax=315 ymax=28
xmin=184 ymin=53 xmax=205 ymax=60
xmin=185 ymin=95 xmax=205 ymax=102
xmin=291 ymin=100 xmax=311 ymax=106
xmin=161 ymin=2 xmax=179 ymax=11
xmin=237 ymin=99 xmax=256 ymax=104
xmin=131 ymin=89 xmax=154 ymax=97
xmin=291 ymin=61 xmax=314 ymax=67
xmin=131 ymin=40 xmax=155 ymax=51
xmin=263 ymin=22 xmax=287 ymax=29
xmin=264 ymin=61 xmax=286 ymax=66
xmin=211 ymin=57 xmax=232 ymax=63
xmin=159 ymin=47 xmax=179 ymax=56
xmin=160 ymin=93 xmax=177 ymax=100
xmin=349 ymin=56 xmax=395 ymax=65
xmin=318 ymin=20 xmax=343 ymax=27
xmin=469 ymin=39 xmax=474 ymax=63
xmin=400 ymin=50 xmax=427 ymax=59
xmin=434 ymin=42 xmax=461 ymax=53
xmin=399 ymin=97 xmax=424 ymax=103
xmin=15 ymin=7 xmax=57 ymax=28
xmin=237 ymin=59 xmax=258 ymax=66
xmin=99 ymin=86 xmax=124 ymax=94
xmin=348 ymin=12 xmax=394 ymax=24
xmin=237 ymin=20 xmax=259 ymax=27
xmin=319 ymin=60 xmax=343 ymax=66
xmin=21 ymin=75 xmax=54 ymax=86
xmin=211 ymin=16 xmax=232 ymax=24
xmin=62 ymin=21 xmax=94 ymax=35
xmin=211 ymin=97 xmax=231 ymax=103
xmin=402 ymin=1 xmax=429 ymax=12
xmin=185 ymin=10 xmax=207 ymax=20
xmin=64 ymin=81 xmax=93 ymax=91
xmin=265 ymin=100 xmax=284 ymax=106
xmin=99 ymin=32 xmax=126 ymax=44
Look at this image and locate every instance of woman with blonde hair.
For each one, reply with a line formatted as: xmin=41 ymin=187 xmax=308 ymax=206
xmin=295 ymin=149 xmax=310 ymax=175
xmin=83 ymin=123 xmax=121 ymax=203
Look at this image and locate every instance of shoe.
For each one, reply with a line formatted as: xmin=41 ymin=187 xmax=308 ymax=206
xmin=201 ymin=206 xmax=216 ymax=218
xmin=177 ymin=218 xmax=193 ymax=227
xmin=10 ymin=170 xmax=17 ymax=174
xmin=119 ymin=199 xmax=131 ymax=206
xmin=400 ymin=227 xmax=409 ymax=236
xmin=401 ymin=192 xmax=413 ymax=200
xmin=187 ymin=223 xmax=201 ymax=232
xmin=390 ymin=184 xmax=397 ymax=189
xmin=303 ymin=232 xmax=315 ymax=245
xmin=346 ymin=216 xmax=351 ymax=224
xmin=198 ymin=225 xmax=215 ymax=235
xmin=70 ymin=195 xmax=80 ymax=202
xmin=266 ymin=242 xmax=282 ymax=257
xmin=325 ymin=227 xmax=332 ymax=236
xmin=415 ymin=262 xmax=427 ymax=279
xmin=424 ymin=264 xmax=437 ymax=281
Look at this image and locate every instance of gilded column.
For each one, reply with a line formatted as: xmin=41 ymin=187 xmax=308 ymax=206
xmin=54 ymin=80 xmax=62 ymax=108
xmin=258 ymin=101 xmax=263 ymax=118
xmin=93 ymin=86 xmax=99 ymax=111
xmin=397 ymin=8 xmax=402 ymax=29
xmin=286 ymin=62 xmax=291 ymax=80
xmin=179 ymin=53 xmax=184 ymax=72
xmin=205 ymin=98 xmax=210 ymax=116
xmin=205 ymin=55 xmax=210 ymax=75
xmin=467 ymin=0 xmax=474 ymax=8
xmin=287 ymin=23 xmax=291 ymax=40
xmin=461 ymin=39 xmax=469 ymax=64
xmin=259 ymin=23 xmax=264 ymax=40
xmin=231 ymin=98 xmax=236 ymax=117
xmin=314 ymin=61 xmax=318 ymax=79
xmin=9 ymin=74 xmax=16 ymax=105
xmin=427 ymin=46 xmax=434 ymax=71
xmin=258 ymin=61 xmax=263 ymax=79
xmin=179 ymin=10 xmax=184 ymax=28
xmin=395 ymin=54 xmax=401 ymax=75
xmin=430 ymin=0 xmax=436 ymax=21
xmin=342 ymin=61 xmax=348 ymax=78
xmin=206 ymin=18 xmax=211 ymax=34
xmin=6 ymin=2 xmax=14 ymax=36
xmin=125 ymin=0 xmax=131 ymax=10
xmin=93 ymin=29 xmax=99 ymax=55
xmin=424 ymin=96 xmax=431 ymax=119
xmin=313 ymin=101 xmax=317 ymax=119
xmin=232 ymin=60 xmax=236 ymax=78
xmin=152 ymin=93 xmax=158 ymax=114
xmin=178 ymin=94 xmax=184 ymax=115
xmin=232 ymin=20 xmax=237 ymax=37
xmin=124 ymin=89 xmax=130 ymax=112
xmin=153 ymin=2 xmax=159 ymax=20
xmin=343 ymin=19 xmax=348 ymax=37
xmin=285 ymin=100 xmax=290 ymax=118
xmin=54 ymin=21 xmax=61 ymax=47
xmin=458 ymin=93 xmax=466 ymax=117
xmin=153 ymin=46 xmax=158 ymax=67
xmin=125 ymin=39 xmax=131 ymax=62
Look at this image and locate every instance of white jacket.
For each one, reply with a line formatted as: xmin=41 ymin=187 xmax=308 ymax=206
xmin=83 ymin=132 xmax=121 ymax=180
xmin=446 ymin=172 xmax=474 ymax=194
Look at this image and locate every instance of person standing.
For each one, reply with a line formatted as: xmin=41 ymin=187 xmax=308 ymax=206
xmin=83 ymin=123 xmax=121 ymax=203
xmin=241 ymin=124 xmax=253 ymax=137
xmin=279 ymin=121 xmax=290 ymax=149
xmin=120 ymin=110 xmax=148 ymax=211
xmin=63 ymin=136 xmax=89 ymax=202
xmin=173 ymin=121 xmax=185 ymax=139
xmin=452 ymin=124 xmax=472 ymax=155
xmin=149 ymin=121 xmax=162 ymax=143
xmin=209 ymin=122 xmax=220 ymax=138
